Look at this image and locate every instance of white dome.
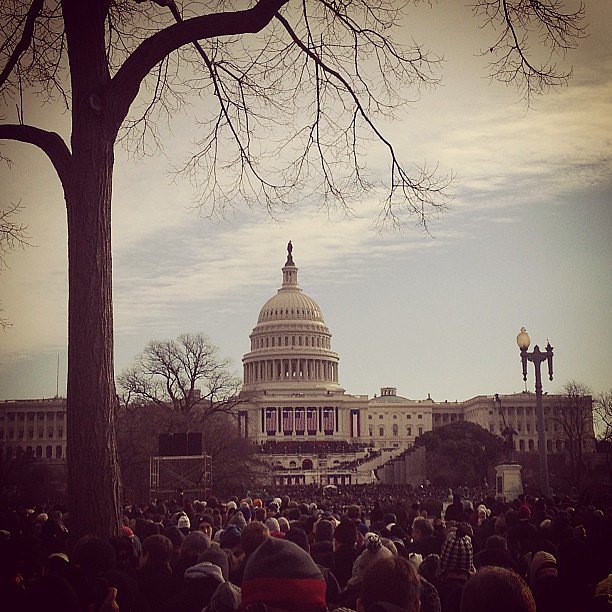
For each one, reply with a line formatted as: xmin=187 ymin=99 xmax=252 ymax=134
xmin=257 ymin=289 xmax=324 ymax=323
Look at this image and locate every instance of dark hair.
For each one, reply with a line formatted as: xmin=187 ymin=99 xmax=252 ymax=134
xmin=360 ymin=556 xmax=420 ymax=612
xmin=142 ymin=534 xmax=173 ymax=565
xmin=240 ymin=521 xmax=270 ymax=557
xmin=460 ymin=566 xmax=535 ymax=612
xmin=412 ymin=516 xmax=433 ymax=537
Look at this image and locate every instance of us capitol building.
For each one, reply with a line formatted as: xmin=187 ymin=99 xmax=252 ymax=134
xmin=0 ymin=243 xmax=593 ymax=489
xmin=235 ymin=244 xmax=585 ymax=487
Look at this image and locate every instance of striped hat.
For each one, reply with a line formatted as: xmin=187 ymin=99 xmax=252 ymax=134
xmin=440 ymin=529 xmax=475 ymax=574
xmin=241 ymin=538 xmax=326 ymax=611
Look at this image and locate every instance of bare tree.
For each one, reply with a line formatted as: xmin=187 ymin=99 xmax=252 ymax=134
xmin=117 ymin=333 xmax=258 ymax=500
xmin=118 ymin=332 xmax=248 ymax=416
xmin=550 ymin=381 xmax=595 ymax=489
xmin=0 ymin=0 xmax=586 ymax=537
xmin=0 ymin=202 xmax=31 ymax=328
xmin=594 ymin=389 xmax=612 ymax=475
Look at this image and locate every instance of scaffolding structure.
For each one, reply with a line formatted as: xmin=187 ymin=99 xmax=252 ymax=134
xmin=150 ymin=454 xmax=212 ymax=501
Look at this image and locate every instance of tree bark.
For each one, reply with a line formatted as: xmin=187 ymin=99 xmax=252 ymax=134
xmin=63 ymin=0 xmax=122 ymax=539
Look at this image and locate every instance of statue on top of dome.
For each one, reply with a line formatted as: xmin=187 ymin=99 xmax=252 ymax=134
xmin=286 ymin=240 xmax=294 ymax=265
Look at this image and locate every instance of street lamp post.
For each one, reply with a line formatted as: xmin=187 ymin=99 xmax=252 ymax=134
xmin=516 ymin=327 xmax=554 ymax=498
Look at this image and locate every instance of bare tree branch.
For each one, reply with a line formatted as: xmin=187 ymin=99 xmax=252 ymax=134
xmin=0 ymin=0 xmax=44 ymax=89
xmin=473 ymin=0 xmax=587 ymax=105
xmin=0 ymin=123 xmax=72 ymax=185
xmin=107 ymin=0 xmax=290 ymax=133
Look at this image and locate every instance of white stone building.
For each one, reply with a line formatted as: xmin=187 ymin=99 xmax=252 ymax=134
xmin=0 ymin=245 xmax=595 ymax=489
xmin=0 ymin=397 xmax=67 ymax=463
xmin=239 ymin=246 xmax=595 ymax=486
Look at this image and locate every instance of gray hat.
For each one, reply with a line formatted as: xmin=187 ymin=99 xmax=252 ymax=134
xmin=204 ymin=581 xmax=241 ymax=612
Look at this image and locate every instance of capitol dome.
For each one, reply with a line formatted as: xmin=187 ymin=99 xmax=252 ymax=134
xmin=242 ymin=243 xmax=340 ymax=390
xmin=257 ymin=257 xmax=324 ymax=324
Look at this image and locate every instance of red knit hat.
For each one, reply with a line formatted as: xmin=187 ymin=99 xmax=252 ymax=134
xmin=241 ymin=538 xmax=326 ymax=611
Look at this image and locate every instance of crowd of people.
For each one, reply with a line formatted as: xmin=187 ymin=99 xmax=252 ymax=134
xmin=0 ymin=485 xmax=610 ymax=611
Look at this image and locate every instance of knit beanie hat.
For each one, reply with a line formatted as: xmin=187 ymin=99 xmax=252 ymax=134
xmin=241 ymin=538 xmax=326 ymax=611
xmin=184 ymin=561 xmax=224 ymax=584
xmin=228 ymin=510 xmax=247 ymax=530
xmin=162 ymin=525 xmax=185 ymax=548
xmin=204 ymin=581 xmax=241 ymax=612
xmin=440 ymin=529 xmax=475 ymax=574
xmin=220 ymin=525 xmax=242 ymax=549
xmin=530 ymin=551 xmax=557 ymax=585
xmin=348 ymin=533 xmax=393 ymax=586
xmin=178 ymin=515 xmax=191 ymax=530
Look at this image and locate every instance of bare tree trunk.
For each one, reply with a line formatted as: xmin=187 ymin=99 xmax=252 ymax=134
xmin=65 ymin=137 xmax=122 ymax=538
xmin=63 ymin=0 xmax=121 ymax=539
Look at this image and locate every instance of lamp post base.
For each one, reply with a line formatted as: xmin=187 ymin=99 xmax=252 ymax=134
xmin=495 ymin=463 xmax=523 ymax=500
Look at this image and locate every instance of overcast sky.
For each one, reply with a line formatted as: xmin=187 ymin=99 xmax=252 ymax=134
xmin=1 ymin=1 xmax=611 ymax=404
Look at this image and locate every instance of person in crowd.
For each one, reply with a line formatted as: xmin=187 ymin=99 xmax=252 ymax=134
xmin=311 ymin=518 xmax=335 ymax=569
xmin=460 ymin=566 xmax=536 ymax=612
xmin=240 ymin=537 xmax=327 ymax=612
xmin=407 ymin=517 xmax=441 ymax=557
xmin=332 ymin=519 xmax=360 ymax=590
xmin=436 ymin=525 xmax=475 ymax=612
xmin=230 ymin=520 xmax=270 ymax=586
xmin=356 ymin=555 xmax=421 ymax=612
xmin=134 ymin=534 xmax=175 ymax=612
xmin=444 ymin=495 xmax=467 ymax=523
xmin=285 ymin=524 xmax=341 ymax=606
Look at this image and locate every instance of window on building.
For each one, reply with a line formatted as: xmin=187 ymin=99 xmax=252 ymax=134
xmin=369 ymin=426 xmax=373 ymax=436
xmin=418 ymin=414 xmax=423 ymax=419
xmin=56 ymin=446 xmax=63 ymax=459
xmin=48 ymin=428 xmax=54 ymax=437
xmin=418 ymin=426 xmax=423 ymax=435
xmin=368 ymin=415 xmax=372 ymax=420
xmin=37 ymin=413 xmax=44 ymax=420
xmin=392 ymin=424 xmax=398 ymax=436
xmin=27 ymin=413 xmax=34 ymax=421
xmin=489 ymin=424 xmax=495 ymax=433
xmin=519 ymin=439 xmax=525 ymax=451
xmin=18 ymin=431 xmax=24 ymax=439
xmin=546 ymin=439 xmax=553 ymax=452
xmin=58 ymin=428 xmax=63 ymax=437
xmin=393 ymin=414 xmax=397 ymax=419
xmin=36 ymin=446 xmax=43 ymax=458
xmin=407 ymin=427 xmax=412 ymax=436
xmin=18 ymin=414 xmax=24 ymax=421
xmin=528 ymin=439 xmax=535 ymax=451
xmin=379 ymin=427 xmax=384 ymax=436
xmin=28 ymin=430 xmax=34 ymax=439
xmin=555 ymin=440 xmax=562 ymax=452
xmin=379 ymin=415 xmax=383 ymax=419
xmin=46 ymin=446 xmax=52 ymax=459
